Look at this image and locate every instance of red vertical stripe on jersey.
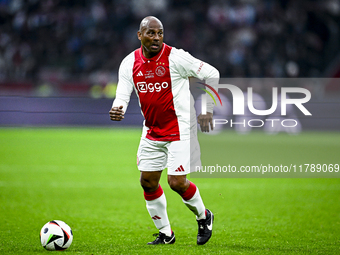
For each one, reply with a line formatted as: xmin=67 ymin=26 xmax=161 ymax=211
xmin=144 ymin=185 xmax=164 ymax=201
xmin=133 ymin=44 xmax=180 ymax=141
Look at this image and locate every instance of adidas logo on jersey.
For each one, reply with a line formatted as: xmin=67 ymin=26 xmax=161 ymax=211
xmin=136 ymin=71 xmax=143 ymax=77
xmin=175 ymin=165 xmax=185 ymax=172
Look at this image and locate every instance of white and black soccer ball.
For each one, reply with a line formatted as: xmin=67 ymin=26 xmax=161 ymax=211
xmin=40 ymin=220 xmax=73 ymax=251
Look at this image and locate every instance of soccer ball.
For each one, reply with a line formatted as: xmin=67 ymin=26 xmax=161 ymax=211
xmin=40 ymin=220 xmax=73 ymax=251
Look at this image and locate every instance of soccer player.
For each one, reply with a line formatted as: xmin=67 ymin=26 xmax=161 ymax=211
xmin=109 ymin=16 xmax=219 ymax=245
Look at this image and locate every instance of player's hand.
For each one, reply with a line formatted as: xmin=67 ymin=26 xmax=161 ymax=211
xmin=197 ymin=112 xmax=213 ymax=132
xmin=109 ymin=106 xmax=125 ymax=121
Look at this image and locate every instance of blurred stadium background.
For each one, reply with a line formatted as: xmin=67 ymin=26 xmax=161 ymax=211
xmin=0 ymin=0 xmax=339 ymax=129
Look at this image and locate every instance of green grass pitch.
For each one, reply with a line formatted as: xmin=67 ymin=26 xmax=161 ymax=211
xmin=0 ymin=128 xmax=339 ymax=254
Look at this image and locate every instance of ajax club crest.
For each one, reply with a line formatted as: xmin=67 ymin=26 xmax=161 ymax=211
xmin=155 ymin=66 xmax=166 ymax=77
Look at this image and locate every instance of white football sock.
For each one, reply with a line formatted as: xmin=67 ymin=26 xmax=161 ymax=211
xmin=181 ymin=182 xmax=206 ymax=220
xmin=145 ymin=192 xmax=172 ymax=236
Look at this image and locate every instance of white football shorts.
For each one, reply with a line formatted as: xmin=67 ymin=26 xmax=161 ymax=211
xmin=137 ymin=137 xmax=201 ymax=175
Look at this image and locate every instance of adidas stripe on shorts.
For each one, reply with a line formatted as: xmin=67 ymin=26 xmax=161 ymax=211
xmin=137 ymin=137 xmax=201 ymax=175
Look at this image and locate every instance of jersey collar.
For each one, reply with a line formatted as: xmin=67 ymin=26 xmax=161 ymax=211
xmin=139 ymin=43 xmax=166 ymax=63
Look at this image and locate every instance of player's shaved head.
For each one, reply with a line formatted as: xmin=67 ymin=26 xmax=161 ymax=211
xmin=139 ymin=16 xmax=163 ymax=32
xmin=137 ymin=16 xmax=164 ymax=58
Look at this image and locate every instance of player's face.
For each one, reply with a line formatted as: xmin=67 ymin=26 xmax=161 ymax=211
xmin=138 ymin=21 xmax=164 ymax=58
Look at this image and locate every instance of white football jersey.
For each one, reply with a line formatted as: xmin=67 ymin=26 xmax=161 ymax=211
xmin=112 ymin=43 xmax=220 ymax=141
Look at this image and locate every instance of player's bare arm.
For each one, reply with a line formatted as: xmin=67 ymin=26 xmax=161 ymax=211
xmin=109 ymin=106 xmax=125 ymax=121
xmin=197 ymin=112 xmax=213 ymax=132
